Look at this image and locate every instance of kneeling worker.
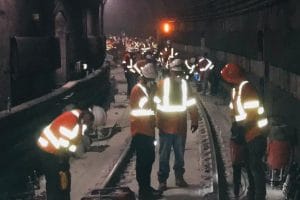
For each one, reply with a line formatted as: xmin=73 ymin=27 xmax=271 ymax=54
xmin=37 ymin=109 xmax=94 ymax=200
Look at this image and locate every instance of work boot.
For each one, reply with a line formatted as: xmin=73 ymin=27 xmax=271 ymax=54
xmin=149 ymin=187 xmax=163 ymax=196
xmin=139 ymin=188 xmax=162 ymax=200
xmin=158 ymin=182 xmax=167 ymax=192
xmin=175 ymin=176 xmax=188 ymax=187
xmin=233 ymin=183 xmax=241 ymax=198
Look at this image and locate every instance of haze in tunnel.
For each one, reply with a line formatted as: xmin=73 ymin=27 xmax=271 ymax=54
xmin=103 ymin=0 xmax=164 ymax=37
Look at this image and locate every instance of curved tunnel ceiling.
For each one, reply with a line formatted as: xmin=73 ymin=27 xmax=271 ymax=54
xmin=104 ymin=0 xmax=167 ymax=36
xmin=103 ymin=0 xmax=285 ymax=36
xmin=160 ymin=0 xmax=284 ymax=21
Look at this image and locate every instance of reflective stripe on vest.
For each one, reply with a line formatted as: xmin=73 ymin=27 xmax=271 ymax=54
xmin=229 ymin=88 xmax=235 ymax=109
xmin=234 ymin=81 xmax=248 ymax=122
xmin=38 ymin=110 xmax=81 ymax=152
xmin=170 ymin=48 xmax=174 ymax=58
xmin=127 ymin=59 xmax=133 ymax=69
xmin=232 ymin=81 xmax=268 ymax=128
xmin=130 ymin=83 xmax=155 ymax=117
xmin=185 ymin=60 xmax=196 ymax=74
xmin=199 ymin=58 xmax=212 ymax=72
xmin=133 ymin=63 xmax=142 ymax=75
xmin=59 ymin=124 xmax=80 ymax=140
xmin=155 ymin=78 xmax=196 ymax=113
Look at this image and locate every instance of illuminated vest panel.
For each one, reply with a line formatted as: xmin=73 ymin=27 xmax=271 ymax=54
xmin=130 ymin=83 xmax=155 ymax=117
xmin=154 ymin=78 xmax=196 ymax=113
xmin=37 ymin=110 xmax=85 ymax=154
xmin=230 ymin=81 xmax=268 ymax=128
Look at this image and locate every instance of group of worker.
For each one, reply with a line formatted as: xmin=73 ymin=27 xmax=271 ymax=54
xmin=36 ymin=35 xmax=269 ymax=200
xmin=129 ymin=58 xmax=199 ymax=199
xmin=121 ymin=38 xmax=217 ymax=97
xmin=124 ymin=37 xmax=269 ymax=200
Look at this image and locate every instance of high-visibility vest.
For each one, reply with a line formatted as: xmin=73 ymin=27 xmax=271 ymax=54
xmin=130 ymin=83 xmax=155 ymax=136
xmin=37 ymin=110 xmax=86 ymax=154
xmin=154 ymin=78 xmax=199 ymax=134
xmin=198 ymin=57 xmax=214 ymax=72
xmin=198 ymin=57 xmax=214 ymax=80
xmin=132 ymin=60 xmax=147 ymax=76
xmin=126 ymin=58 xmax=135 ymax=73
xmin=154 ymin=78 xmax=196 ymax=113
xmin=184 ymin=60 xmax=196 ymax=75
xmin=230 ymin=81 xmax=268 ymax=141
xmin=160 ymin=47 xmax=173 ymax=63
xmin=122 ymin=54 xmax=135 ymax=73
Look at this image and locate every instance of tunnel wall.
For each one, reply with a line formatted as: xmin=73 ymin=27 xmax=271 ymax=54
xmin=173 ymin=0 xmax=300 ymax=164
xmin=0 ymin=66 xmax=110 ymax=198
xmin=175 ymin=42 xmax=300 ymax=164
xmin=0 ymin=0 xmax=54 ymax=111
xmin=0 ymin=0 xmax=106 ymax=111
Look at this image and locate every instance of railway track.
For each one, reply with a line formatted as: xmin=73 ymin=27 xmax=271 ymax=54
xmin=82 ymin=84 xmax=228 ymax=200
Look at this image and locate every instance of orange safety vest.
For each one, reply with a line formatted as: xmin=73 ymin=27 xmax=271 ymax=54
xmin=230 ymin=81 xmax=268 ymax=142
xmin=159 ymin=47 xmax=174 ymax=66
xmin=133 ymin=59 xmax=147 ymax=75
xmin=184 ymin=60 xmax=196 ymax=75
xmin=37 ymin=109 xmax=85 ymax=154
xmin=130 ymin=83 xmax=156 ymax=137
xmin=154 ymin=78 xmax=199 ymax=134
xmin=198 ymin=57 xmax=213 ymax=80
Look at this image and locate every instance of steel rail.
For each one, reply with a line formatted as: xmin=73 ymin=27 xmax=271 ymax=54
xmin=101 ymin=138 xmax=133 ymax=188
xmin=92 ymin=89 xmax=223 ymax=199
xmin=196 ymin=94 xmax=220 ymax=200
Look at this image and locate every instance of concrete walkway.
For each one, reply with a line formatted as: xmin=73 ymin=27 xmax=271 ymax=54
xmin=71 ymin=66 xmax=131 ymax=200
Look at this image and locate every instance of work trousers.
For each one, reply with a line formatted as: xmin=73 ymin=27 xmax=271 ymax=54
xmin=132 ymin=134 xmax=155 ymax=192
xmin=245 ymin=136 xmax=267 ymax=200
xmin=40 ymin=152 xmax=71 ymax=200
xmin=230 ymin=122 xmax=266 ymax=200
xmin=127 ymin=72 xmax=138 ymax=97
xmin=157 ymin=131 xmax=187 ymax=183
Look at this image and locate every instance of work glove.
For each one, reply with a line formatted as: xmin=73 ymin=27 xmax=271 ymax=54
xmin=191 ymin=124 xmax=198 ymax=133
xmin=59 ymin=171 xmax=68 ymax=190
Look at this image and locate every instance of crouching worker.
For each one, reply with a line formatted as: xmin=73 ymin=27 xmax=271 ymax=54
xmin=130 ymin=63 xmax=162 ymax=199
xmin=37 ymin=109 xmax=94 ymax=200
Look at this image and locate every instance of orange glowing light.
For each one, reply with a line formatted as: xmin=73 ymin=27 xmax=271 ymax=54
xmin=158 ymin=19 xmax=175 ymax=36
xmin=163 ymin=23 xmax=170 ymax=33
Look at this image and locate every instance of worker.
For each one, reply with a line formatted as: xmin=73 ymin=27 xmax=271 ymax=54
xmin=159 ymin=40 xmax=173 ymax=63
xmin=184 ymin=57 xmax=197 ymax=80
xmin=197 ymin=53 xmax=214 ymax=95
xmin=37 ymin=109 xmax=94 ymax=200
xmin=130 ymin=63 xmax=162 ymax=199
xmin=154 ymin=58 xmax=199 ymax=191
xmin=221 ymin=63 xmax=268 ymax=200
xmin=159 ymin=40 xmax=179 ymax=77
xmin=122 ymin=48 xmax=137 ymax=97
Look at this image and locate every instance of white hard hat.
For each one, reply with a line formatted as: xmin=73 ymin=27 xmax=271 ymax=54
xmin=170 ymin=59 xmax=183 ymax=71
xmin=141 ymin=63 xmax=157 ymax=79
